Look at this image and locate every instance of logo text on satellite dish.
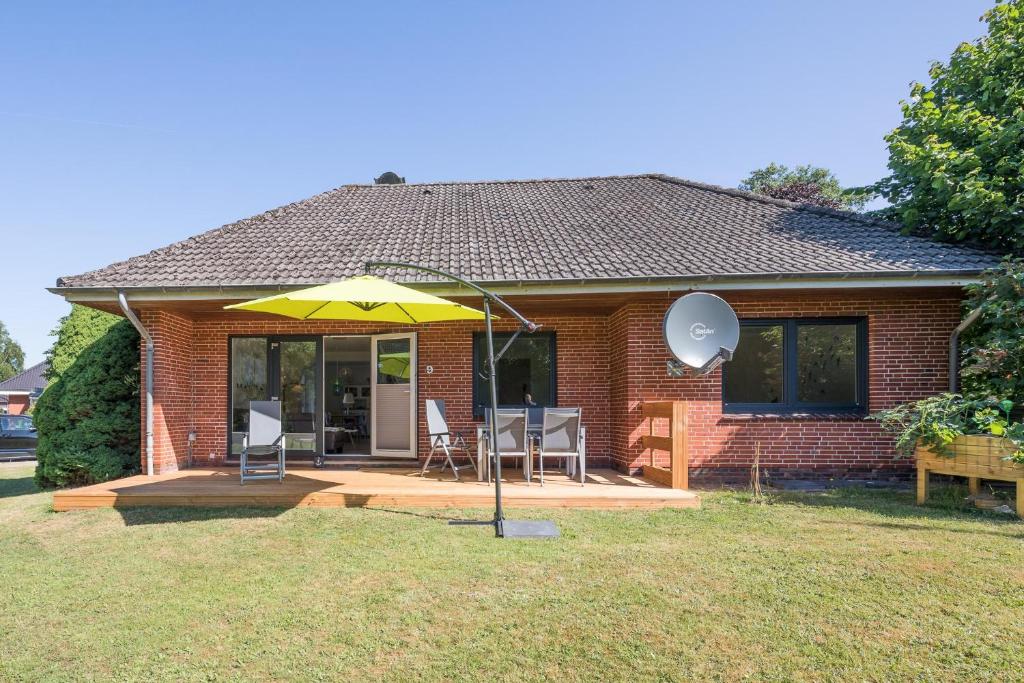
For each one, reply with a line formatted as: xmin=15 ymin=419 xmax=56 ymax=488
xmin=689 ymin=322 xmax=714 ymax=341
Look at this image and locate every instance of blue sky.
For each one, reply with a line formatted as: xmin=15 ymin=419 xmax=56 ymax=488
xmin=1 ymin=1 xmax=992 ymax=365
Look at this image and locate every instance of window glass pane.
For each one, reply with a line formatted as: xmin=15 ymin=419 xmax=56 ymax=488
xmin=723 ymin=325 xmax=784 ymax=404
xmin=797 ymin=324 xmax=857 ymax=404
xmin=280 ymin=340 xmax=317 ymax=451
xmin=474 ymin=334 xmax=555 ymax=412
xmin=376 ymin=338 xmax=410 ymax=385
xmin=231 ymin=338 xmax=268 ymax=442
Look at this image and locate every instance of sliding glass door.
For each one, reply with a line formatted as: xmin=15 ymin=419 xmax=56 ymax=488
xmin=274 ymin=339 xmax=319 ymax=455
xmin=229 ymin=336 xmax=321 ymax=459
xmin=229 ymin=333 xmax=417 ymax=461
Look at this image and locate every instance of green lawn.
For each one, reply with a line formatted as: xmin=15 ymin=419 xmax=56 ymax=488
xmin=1 ymin=463 xmax=1022 ymax=682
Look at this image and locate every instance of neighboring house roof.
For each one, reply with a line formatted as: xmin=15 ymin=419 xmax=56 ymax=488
xmin=55 ymin=174 xmax=998 ymax=290
xmin=0 ymin=362 xmax=48 ymax=395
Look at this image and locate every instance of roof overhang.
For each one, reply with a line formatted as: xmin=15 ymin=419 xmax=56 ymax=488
xmin=49 ymin=270 xmax=982 ymax=304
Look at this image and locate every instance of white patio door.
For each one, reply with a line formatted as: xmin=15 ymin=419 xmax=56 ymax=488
xmin=371 ymin=332 xmax=417 ymax=458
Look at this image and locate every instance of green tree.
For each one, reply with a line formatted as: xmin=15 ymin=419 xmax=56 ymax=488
xmin=45 ymin=305 xmax=122 ymax=380
xmin=34 ymin=305 xmax=140 ymax=488
xmin=874 ymin=0 xmax=1024 ymax=253
xmin=960 ymin=258 xmax=1024 ymax=405
xmin=740 ymin=163 xmax=869 ymax=210
xmin=0 ymin=320 xmax=25 ymax=382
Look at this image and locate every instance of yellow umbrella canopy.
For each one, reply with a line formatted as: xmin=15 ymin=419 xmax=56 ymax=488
xmin=224 ymin=275 xmax=487 ymax=323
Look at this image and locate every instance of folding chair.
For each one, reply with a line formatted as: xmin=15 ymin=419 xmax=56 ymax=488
xmin=240 ymin=400 xmax=286 ymax=484
xmin=421 ymin=399 xmax=476 ymax=481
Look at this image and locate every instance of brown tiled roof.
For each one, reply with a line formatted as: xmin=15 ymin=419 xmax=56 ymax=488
xmin=56 ymin=174 xmax=998 ymax=289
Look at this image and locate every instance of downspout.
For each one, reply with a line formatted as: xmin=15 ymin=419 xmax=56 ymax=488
xmin=118 ymin=291 xmax=154 ymax=476
xmin=949 ymin=307 xmax=983 ymax=393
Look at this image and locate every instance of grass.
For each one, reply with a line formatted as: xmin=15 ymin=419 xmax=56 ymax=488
xmin=1 ymin=463 xmax=1022 ymax=682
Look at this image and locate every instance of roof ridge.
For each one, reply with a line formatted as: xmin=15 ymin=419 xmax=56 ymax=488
xmin=647 ymin=173 xmax=903 ymax=231
xmin=344 ymin=173 xmax=654 ymax=189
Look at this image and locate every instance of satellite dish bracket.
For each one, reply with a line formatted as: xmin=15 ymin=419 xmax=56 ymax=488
xmin=667 ymin=346 xmax=733 ymax=377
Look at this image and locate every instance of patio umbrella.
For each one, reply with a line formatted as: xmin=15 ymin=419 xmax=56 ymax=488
xmin=224 ymin=275 xmax=487 ymax=323
xmin=226 ymin=264 xmax=554 ymax=539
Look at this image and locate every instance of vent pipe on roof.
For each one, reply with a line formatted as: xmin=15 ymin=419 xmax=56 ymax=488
xmin=949 ymin=306 xmax=983 ymax=394
xmin=117 ymin=291 xmax=154 ymax=476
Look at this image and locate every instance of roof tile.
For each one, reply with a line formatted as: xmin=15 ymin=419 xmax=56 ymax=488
xmin=56 ymin=174 xmax=998 ymax=288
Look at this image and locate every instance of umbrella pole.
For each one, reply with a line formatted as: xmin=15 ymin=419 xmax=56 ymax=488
xmin=483 ymin=297 xmax=505 ymax=535
xmin=364 ymin=261 xmax=558 ymax=539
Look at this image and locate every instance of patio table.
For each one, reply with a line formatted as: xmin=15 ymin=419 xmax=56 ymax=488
xmin=475 ymin=423 xmax=586 ymax=483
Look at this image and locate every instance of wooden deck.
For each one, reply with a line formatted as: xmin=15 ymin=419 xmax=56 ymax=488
xmin=52 ymin=467 xmax=701 ymax=511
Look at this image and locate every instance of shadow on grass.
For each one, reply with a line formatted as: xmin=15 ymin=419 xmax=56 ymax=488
xmin=0 ymin=474 xmax=39 ymax=499
xmin=772 ymin=486 xmax=1022 ymax=535
xmin=115 ymin=506 xmax=286 ymax=526
xmin=366 ymin=507 xmax=492 ymax=522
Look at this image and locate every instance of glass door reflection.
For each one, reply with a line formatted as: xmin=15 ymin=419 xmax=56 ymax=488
xmin=276 ymin=339 xmax=319 ymax=455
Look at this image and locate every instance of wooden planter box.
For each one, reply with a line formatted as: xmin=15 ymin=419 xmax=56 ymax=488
xmin=916 ymin=435 xmax=1024 ymax=517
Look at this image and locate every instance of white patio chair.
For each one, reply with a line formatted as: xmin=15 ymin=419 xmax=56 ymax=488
xmin=240 ymin=400 xmax=286 ymax=484
xmin=536 ymin=407 xmax=584 ymax=486
xmin=421 ymin=399 xmax=476 ymax=481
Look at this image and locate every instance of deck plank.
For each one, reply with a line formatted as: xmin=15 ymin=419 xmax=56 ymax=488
xmin=52 ymin=468 xmax=700 ymax=511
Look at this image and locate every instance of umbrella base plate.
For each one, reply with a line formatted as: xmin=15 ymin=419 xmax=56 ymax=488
xmin=498 ymin=519 xmax=560 ymax=539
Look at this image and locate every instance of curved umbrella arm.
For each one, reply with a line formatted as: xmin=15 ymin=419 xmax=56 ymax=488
xmin=364 ymin=261 xmax=539 ymax=333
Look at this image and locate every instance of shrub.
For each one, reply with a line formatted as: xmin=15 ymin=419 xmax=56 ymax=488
xmin=871 ymin=394 xmax=1024 ymax=463
xmin=34 ymin=306 xmax=140 ymax=488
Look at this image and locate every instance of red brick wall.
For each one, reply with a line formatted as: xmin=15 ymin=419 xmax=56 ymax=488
xmin=609 ymin=292 xmax=961 ymax=481
xmin=140 ymin=310 xmax=195 ymax=472
xmin=138 ymin=289 xmax=961 ymax=481
xmin=3 ymin=394 xmax=30 ymax=415
xmin=141 ymin=313 xmax=609 ymax=472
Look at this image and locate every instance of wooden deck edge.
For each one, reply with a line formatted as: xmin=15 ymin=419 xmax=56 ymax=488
xmin=53 ymin=489 xmax=701 ymax=512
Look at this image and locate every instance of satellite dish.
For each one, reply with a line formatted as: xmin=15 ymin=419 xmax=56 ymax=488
xmin=663 ymin=292 xmax=740 ymax=376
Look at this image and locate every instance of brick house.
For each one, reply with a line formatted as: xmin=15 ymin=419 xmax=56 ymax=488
xmin=0 ymin=362 xmax=48 ymax=415
xmin=49 ymin=174 xmax=997 ymax=483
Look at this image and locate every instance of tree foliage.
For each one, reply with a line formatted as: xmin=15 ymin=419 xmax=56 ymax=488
xmin=45 ymin=305 xmax=121 ymax=381
xmin=960 ymin=258 xmax=1024 ymax=404
xmin=0 ymin=320 xmax=25 ymax=382
xmin=34 ymin=305 xmax=140 ymax=488
xmin=874 ymin=0 xmax=1024 ymax=253
xmin=740 ymin=163 xmax=869 ymax=210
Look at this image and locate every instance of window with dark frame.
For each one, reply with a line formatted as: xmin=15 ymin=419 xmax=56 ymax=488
xmin=472 ymin=332 xmax=557 ymax=417
xmin=722 ymin=318 xmax=866 ymax=413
